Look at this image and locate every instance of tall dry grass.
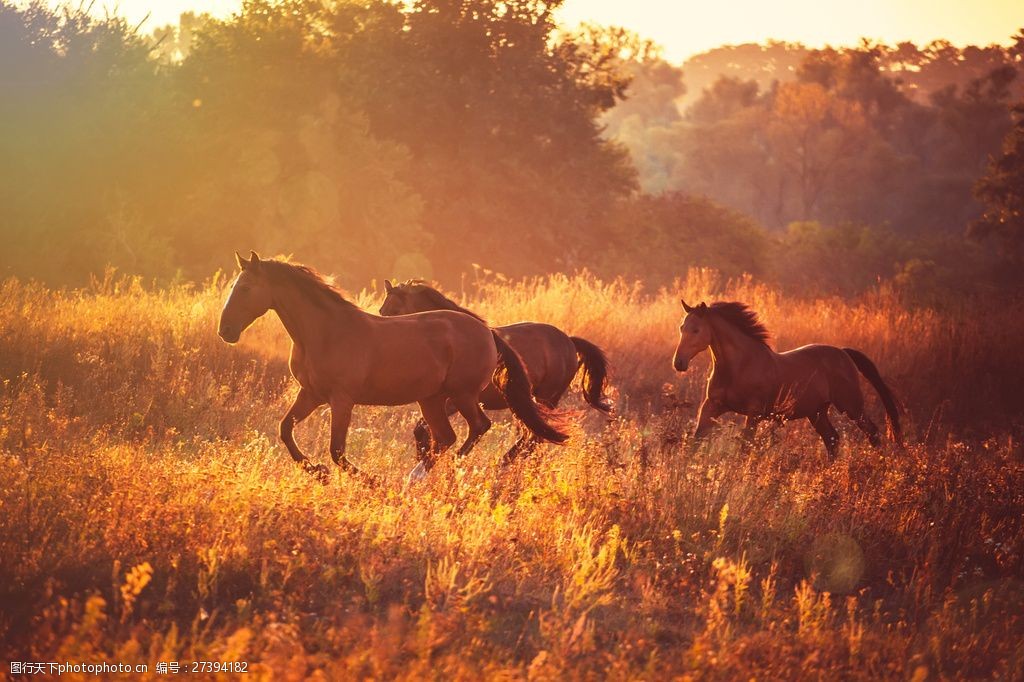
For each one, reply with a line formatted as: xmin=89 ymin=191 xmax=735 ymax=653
xmin=1 ymin=271 xmax=1022 ymax=679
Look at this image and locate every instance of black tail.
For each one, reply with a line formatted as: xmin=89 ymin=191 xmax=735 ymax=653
xmin=491 ymin=332 xmax=569 ymax=444
xmin=844 ymin=348 xmax=902 ymax=446
xmin=570 ymin=336 xmax=612 ymax=413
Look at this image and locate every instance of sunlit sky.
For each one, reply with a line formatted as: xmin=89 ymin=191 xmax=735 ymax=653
xmin=61 ymin=0 xmax=1024 ymax=62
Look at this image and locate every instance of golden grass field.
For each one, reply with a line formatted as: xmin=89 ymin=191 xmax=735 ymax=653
xmin=1 ymin=270 xmax=1022 ymax=680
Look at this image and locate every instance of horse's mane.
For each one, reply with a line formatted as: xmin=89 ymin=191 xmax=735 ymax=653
xmin=396 ymin=280 xmax=487 ymax=323
xmin=706 ymin=301 xmax=771 ymax=346
xmin=260 ymin=259 xmax=359 ymax=311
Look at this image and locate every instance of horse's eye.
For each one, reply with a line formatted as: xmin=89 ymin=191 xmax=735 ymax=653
xmin=692 ymin=328 xmax=699 ymax=334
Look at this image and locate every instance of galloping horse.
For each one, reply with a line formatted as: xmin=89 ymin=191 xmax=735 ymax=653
xmin=218 ymin=252 xmax=567 ymax=481
xmin=380 ymin=279 xmax=611 ymax=463
xmin=672 ymin=300 xmax=901 ymax=457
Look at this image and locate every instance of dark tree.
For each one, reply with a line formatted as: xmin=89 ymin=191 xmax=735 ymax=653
xmin=971 ymin=102 xmax=1024 ymax=265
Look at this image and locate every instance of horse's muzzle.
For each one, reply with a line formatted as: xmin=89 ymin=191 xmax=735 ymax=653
xmin=673 ymin=357 xmax=689 ymax=373
xmin=218 ymin=325 xmax=241 ymax=344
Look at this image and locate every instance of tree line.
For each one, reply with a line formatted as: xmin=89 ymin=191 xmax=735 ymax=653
xmin=1 ymin=1 xmax=1022 ymax=296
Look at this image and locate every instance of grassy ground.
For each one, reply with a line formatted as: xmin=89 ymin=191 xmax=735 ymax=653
xmin=1 ymin=271 xmax=1022 ymax=679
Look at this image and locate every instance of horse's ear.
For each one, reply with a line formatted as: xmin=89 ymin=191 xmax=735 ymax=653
xmin=698 ymin=302 xmax=708 ymax=311
xmin=249 ymin=251 xmax=261 ymax=266
xmin=681 ymin=299 xmax=694 ymax=313
xmin=384 ymin=279 xmax=394 ymax=293
xmin=235 ymin=251 xmax=249 ymax=270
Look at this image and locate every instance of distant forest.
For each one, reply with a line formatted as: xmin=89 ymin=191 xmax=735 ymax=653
xmin=607 ymin=39 xmax=1024 ymax=232
xmin=2 ymin=1 xmax=1023 ymax=297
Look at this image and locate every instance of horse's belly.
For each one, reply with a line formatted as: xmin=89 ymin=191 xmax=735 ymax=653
xmin=725 ymin=391 xmax=775 ymax=419
xmin=773 ymin=377 xmax=832 ymax=419
xmin=351 ymin=359 xmax=450 ymax=406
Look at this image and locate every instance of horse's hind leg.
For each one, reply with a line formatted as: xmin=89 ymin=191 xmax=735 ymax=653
xmin=419 ymin=396 xmax=458 ymax=462
xmin=501 ymin=435 xmax=539 ymax=466
xmin=836 ymin=389 xmax=882 ymax=447
xmin=452 ymin=394 xmax=492 ymax=458
xmin=502 ymin=394 xmax=555 ymax=465
xmin=412 ymin=400 xmax=458 ymax=460
xmin=810 ymin=409 xmax=840 ymax=459
xmin=406 ymin=396 xmax=459 ymax=486
xmin=413 ymin=419 xmax=431 ymax=460
xmin=853 ymin=415 xmax=881 ymax=447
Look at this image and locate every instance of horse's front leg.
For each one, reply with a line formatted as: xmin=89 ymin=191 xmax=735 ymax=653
xmin=741 ymin=415 xmax=762 ymax=442
xmin=693 ymin=398 xmax=725 ymax=442
xmin=280 ymin=388 xmax=325 ymax=476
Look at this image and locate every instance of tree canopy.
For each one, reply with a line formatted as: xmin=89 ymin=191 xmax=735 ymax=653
xmin=1 ymin=2 xmax=1021 ymax=297
xmin=0 ymin=0 xmax=635 ymax=284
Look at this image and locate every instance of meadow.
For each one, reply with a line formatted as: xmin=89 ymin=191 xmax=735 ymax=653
xmin=1 ymin=270 xmax=1022 ymax=680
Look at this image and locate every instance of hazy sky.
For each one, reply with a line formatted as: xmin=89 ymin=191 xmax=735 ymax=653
xmin=67 ymin=0 xmax=1024 ymax=62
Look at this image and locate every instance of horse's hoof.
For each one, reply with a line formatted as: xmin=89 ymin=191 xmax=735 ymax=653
xmin=406 ymin=461 xmax=429 ymax=487
xmin=358 ymin=471 xmax=380 ymax=488
xmin=303 ymin=462 xmax=330 ymax=484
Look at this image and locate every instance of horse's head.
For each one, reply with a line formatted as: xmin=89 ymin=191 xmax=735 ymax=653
xmin=219 ymin=251 xmax=273 ymax=344
xmin=673 ymin=300 xmax=712 ymax=372
xmin=379 ymin=280 xmax=428 ymax=316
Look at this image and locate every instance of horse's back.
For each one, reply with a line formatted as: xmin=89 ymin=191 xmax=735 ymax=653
xmin=354 ymin=310 xmax=496 ymax=403
xmin=778 ymin=343 xmax=856 ymax=370
xmin=381 ymin=309 xmax=495 ymax=356
xmin=776 ymin=343 xmax=862 ymax=414
xmin=497 ymin=322 xmax=576 ymax=361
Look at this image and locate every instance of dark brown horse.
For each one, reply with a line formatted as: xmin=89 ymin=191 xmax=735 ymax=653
xmin=379 ymin=279 xmax=611 ymax=463
xmin=672 ymin=300 xmax=901 ymax=457
xmin=218 ymin=252 xmax=567 ymax=481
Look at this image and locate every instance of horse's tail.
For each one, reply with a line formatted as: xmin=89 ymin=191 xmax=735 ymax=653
xmin=843 ymin=348 xmax=902 ymax=446
xmin=491 ymin=331 xmax=569 ymax=444
xmin=570 ymin=336 xmax=613 ymax=414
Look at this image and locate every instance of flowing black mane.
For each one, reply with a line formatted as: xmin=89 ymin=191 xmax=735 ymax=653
xmin=706 ymin=301 xmax=771 ymax=346
xmin=261 ymin=259 xmax=359 ymax=311
xmin=396 ymin=280 xmax=487 ymax=323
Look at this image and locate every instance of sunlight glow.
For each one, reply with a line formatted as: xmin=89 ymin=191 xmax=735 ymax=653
xmin=559 ymin=0 xmax=1024 ymax=61
xmin=56 ymin=0 xmax=1024 ymax=61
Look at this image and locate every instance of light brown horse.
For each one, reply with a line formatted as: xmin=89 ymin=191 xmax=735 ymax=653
xmin=379 ymin=279 xmax=611 ymax=463
xmin=672 ymin=300 xmax=901 ymax=457
xmin=218 ymin=252 xmax=567 ymax=481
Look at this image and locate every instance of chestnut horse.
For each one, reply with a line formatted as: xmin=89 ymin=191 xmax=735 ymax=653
xmin=379 ymin=279 xmax=611 ymax=463
xmin=672 ymin=300 xmax=901 ymax=457
xmin=218 ymin=252 xmax=567 ymax=481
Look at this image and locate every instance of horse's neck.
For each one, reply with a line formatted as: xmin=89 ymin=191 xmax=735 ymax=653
xmin=708 ymin=317 xmax=773 ymax=379
xmin=271 ymin=283 xmax=364 ymax=348
xmin=429 ymin=293 xmax=460 ymax=313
